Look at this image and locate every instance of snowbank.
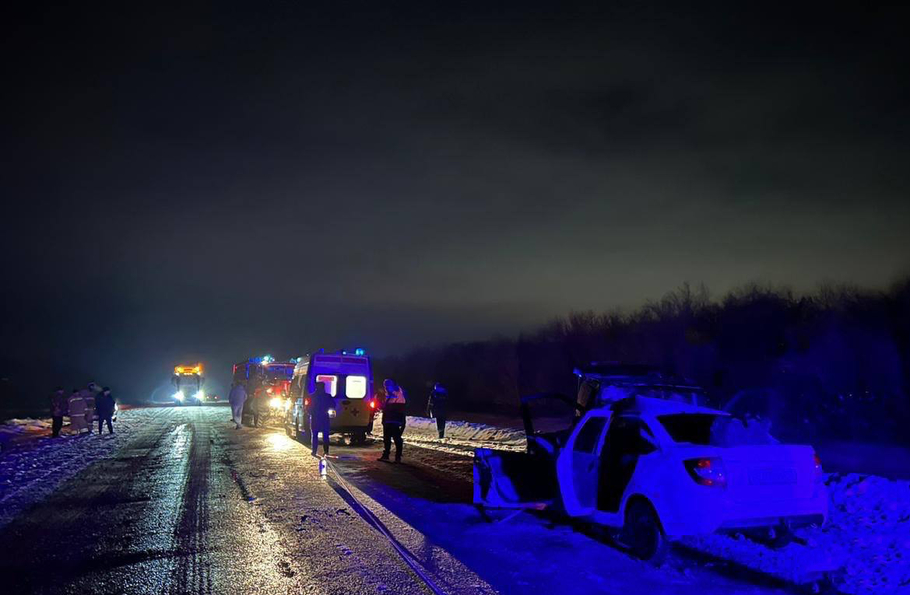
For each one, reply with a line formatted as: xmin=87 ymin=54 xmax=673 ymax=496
xmin=373 ymin=414 xmax=526 ymax=455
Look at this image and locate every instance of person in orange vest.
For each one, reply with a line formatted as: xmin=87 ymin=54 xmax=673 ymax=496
xmin=378 ymin=379 xmax=407 ymax=463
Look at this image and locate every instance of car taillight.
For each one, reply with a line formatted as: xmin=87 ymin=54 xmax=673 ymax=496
xmin=266 ymin=388 xmax=272 ymax=394
xmin=304 ymin=398 xmax=311 ymax=407
xmin=684 ymin=457 xmax=727 ymax=488
xmin=369 ymin=400 xmax=376 ymax=409
xmin=813 ymin=451 xmax=824 ymax=479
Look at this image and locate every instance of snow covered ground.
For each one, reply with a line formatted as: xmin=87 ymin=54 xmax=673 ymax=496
xmin=379 ymin=414 xmax=910 ymax=594
xmin=374 ymin=413 xmax=527 ymax=455
xmin=0 ymin=415 xmax=139 ymax=529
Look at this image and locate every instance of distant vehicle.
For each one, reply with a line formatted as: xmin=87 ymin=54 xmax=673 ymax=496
xmin=474 ymin=364 xmax=828 ymax=562
xmin=232 ymin=356 xmax=296 ymax=422
xmin=285 ymin=349 xmax=376 ymax=445
xmin=204 ymin=393 xmax=220 ymax=403
xmin=172 ymin=363 xmax=205 ymax=406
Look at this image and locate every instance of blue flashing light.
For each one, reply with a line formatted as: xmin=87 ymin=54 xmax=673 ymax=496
xmin=354 ymin=348 xmax=365 ymax=356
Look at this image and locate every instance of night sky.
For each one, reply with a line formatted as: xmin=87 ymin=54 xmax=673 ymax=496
xmin=3 ymin=2 xmax=909 ymax=402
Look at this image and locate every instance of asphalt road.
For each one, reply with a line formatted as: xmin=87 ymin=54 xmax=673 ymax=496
xmin=0 ymin=406 xmax=479 ymax=595
xmin=0 ymin=406 xmax=808 ymax=595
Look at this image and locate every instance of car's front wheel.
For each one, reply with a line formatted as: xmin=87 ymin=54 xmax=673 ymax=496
xmin=623 ymin=499 xmax=669 ymax=564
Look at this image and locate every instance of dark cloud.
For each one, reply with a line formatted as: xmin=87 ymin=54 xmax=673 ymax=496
xmin=2 ymin=2 xmax=908 ymax=401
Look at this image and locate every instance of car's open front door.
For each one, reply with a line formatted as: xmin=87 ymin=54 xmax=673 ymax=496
xmin=557 ymin=410 xmax=611 ymax=517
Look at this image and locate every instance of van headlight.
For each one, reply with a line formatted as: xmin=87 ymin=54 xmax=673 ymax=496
xmin=174 ymin=391 xmax=185 ymax=401
xmin=194 ymin=391 xmax=205 ymax=400
xmin=269 ymin=397 xmax=282 ymax=409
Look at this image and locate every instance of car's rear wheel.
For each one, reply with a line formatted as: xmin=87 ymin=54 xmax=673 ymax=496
xmin=623 ymin=500 xmax=668 ymax=564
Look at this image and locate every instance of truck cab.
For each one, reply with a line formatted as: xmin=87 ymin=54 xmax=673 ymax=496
xmin=172 ymin=363 xmax=205 ymax=405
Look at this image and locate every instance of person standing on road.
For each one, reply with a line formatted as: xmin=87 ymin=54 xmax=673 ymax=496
xmin=83 ymin=382 xmax=101 ymax=434
xmin=309 ymin=380 xmax=333 ymax=456
xmin=379 ymin=378 xmax=407 ymax=462
xmin=95 ymin=387 xmax=115 ymax=435
xmin=50 ymin=387 xmax=68 ymax=438
xmin=228 ymin=382 xmax=247 ymax=429
xmin=251 ymin=387 xmax=267 ymax=428
xmin=68 ymin=388 xmax=87 ymax=435
xmin=426 ymin=382 xmax=449 ymax=439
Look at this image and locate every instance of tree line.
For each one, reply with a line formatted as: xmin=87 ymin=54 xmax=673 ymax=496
xmin=374 ymin=278 xmax=910 ymax=446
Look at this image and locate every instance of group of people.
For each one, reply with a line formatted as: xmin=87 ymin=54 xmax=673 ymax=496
xmin=225 ymin=376 xmax=452 ymax=465
xmin=49 ymin=382 xmax=116 ymax=437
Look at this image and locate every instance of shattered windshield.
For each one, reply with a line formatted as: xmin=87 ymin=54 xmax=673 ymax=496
xmin=658 ymin=413 xmax=777 ymax=446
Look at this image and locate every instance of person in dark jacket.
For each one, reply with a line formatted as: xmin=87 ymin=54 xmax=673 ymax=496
xmin=379 ymin=378 xmax=407 ymax=462
xmin=426 ymin=383 xmax=449 ymax=439
xmin=50 ymin=387 xmax=68 ymax=437
xmin=250 ymin=387 xmax=267 ymax=427
xmin=95 ymin=387 xmax=116 ymax=434
xmin=309 ymin=380 xmax=333 ymax=456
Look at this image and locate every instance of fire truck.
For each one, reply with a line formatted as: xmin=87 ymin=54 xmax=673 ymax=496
xmin=172 ymin=363 xmax=205 ymax=406
xmin=232 ymin=356 xmax=296 ymax=421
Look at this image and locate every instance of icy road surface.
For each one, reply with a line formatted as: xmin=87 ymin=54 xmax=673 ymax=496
xmin=0 ymin=406 xmax=801 ymax=595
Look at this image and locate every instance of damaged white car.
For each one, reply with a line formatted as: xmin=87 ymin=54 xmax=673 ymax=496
xmin=474 ymin=365 xmax=828 ymax=562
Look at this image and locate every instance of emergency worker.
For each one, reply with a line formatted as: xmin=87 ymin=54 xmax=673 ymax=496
xmin=309 ymin=380 xmax=333 ymax=456
xmin=50 ymin=387 xmax=68 ymax=438
xmin=250 ymin=387 xmax=267 ymax=427
xmin=68 ymin=388 xmax=88 ymax=434
xmin=83 ymin=382 xmax=101 ymax=433
xmin=426 ymin=383 xmax=449 ymax=439
xmin=379 ymin=378 xmax=406 ymax=462
xmin=96 ymin=387 xmax=115 ymax=434
xmin=228 ymin=382 xmax=247 ymax=429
